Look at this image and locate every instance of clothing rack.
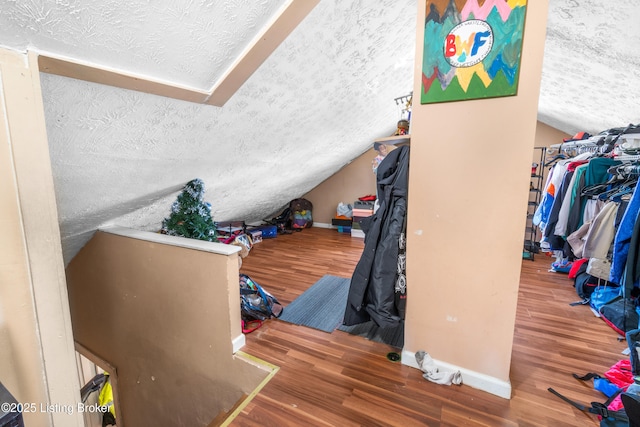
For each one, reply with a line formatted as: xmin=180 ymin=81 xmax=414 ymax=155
xmin=547 ymin=139 xmax=601 ymax=163
xmin=608 ymin=163 xmax=640 ymax=177
xmin=549 ymin=136 xmax=601 ymax=150
xmin=549 ymin=127 xmax=640 ymax=158
xmin=613 ymin=155 xmax=640 ymax=163
xmin=524 ymin=147 xmax=547 ymax=260
xmin=536 ymin=123 xmax=640 ymax=339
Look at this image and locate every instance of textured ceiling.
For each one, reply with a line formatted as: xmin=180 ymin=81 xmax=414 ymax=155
xmin=0 ymin=0 xmax=287 ymax=89
xmin=1 ymin=0 xmax=639 ymax=264
xmin=538 ymin=0 xmax=640 ymax=134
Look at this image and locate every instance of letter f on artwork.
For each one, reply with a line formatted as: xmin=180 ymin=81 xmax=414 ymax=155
xmin=471 ymin=31 xmax=491 ymax=57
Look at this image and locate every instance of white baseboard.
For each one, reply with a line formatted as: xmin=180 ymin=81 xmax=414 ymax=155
xmin=401 ymin=350 xmax=512 ymax=399
xmin=232 ymin=334 xmax=246 ymax=354
xmin=312 ymin=222 xmax=333 ymax=229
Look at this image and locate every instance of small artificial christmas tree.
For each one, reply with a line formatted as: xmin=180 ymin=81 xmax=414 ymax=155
xmin=161 ymin=178 xmax=217 ymax=242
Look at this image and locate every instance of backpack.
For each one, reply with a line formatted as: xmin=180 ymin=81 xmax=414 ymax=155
xmin=573 ymin=259 xmax=600 ymax=300
xmin=267 ymin=207 xmax=292 ymax=234
xmin=591 ymin=284 xmax=622 ymax=311
xmin=239 ymin=274 xmax=283 ymax=333
xmin=569 ymin=260 xmax=601 ymax=306
xmin=599 ymin=296 xmax=640 ymax=336
xmin=628 ymin=329 xmax=640 ymax=377
xmin=575 ymin=273 xmax=599 ymax=300
xmin=289 ymin=198 xmax=313 ymax=229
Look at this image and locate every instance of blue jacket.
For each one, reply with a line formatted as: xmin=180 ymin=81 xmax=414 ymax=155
xmin=610 ymin=185 xmax=640 ymax=284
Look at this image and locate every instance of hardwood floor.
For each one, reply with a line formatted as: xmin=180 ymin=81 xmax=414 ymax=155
xmin=232 ymin=227 xmax=627 ymax=426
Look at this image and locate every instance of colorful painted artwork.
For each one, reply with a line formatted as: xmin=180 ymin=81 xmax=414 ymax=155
xmin=421 ymin=0 xmax=527 ymax=104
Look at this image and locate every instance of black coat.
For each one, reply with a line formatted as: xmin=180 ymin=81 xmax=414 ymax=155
xmin=343 ymin=145 xmax=409 ymax=327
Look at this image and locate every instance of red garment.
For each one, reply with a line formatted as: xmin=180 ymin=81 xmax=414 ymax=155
xmin=604 ymin=359 xmax=633 ymax=389
xmin=604 ymin=359 xmax=634 ymax=412
xmin=563 ymin=131 xmax=591 ymax=142
xmin=566 ymin=160 xmax=588 ymax=172
xmin=568 ymin=258 xmax=588 ymax=279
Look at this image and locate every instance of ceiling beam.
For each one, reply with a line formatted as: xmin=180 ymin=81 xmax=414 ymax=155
xmin=35 ymin=0 xmax=319 ymax=107
xmin=205 ymin=0 xmax=320 ymax=106
xmin=37 ymin=53 xmax=210 ymax=103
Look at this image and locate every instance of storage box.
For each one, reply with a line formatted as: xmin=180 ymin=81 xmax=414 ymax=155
xmin=354 ymin=200 xmax=375 ymax=209
xmin=352 ymin=216 xmax=371 ymax=229
xmin=337 ymin=226 xmax=352 ymax=233
xmin=352 ymin=208 xmax=373 ymax=217
xmin=248 ymin=229 xmax=263 ymax=243
xmin=331 ymin=218 xmax=352 ymax=227
xmin=249 ymin=225 xmax=277 ymax=238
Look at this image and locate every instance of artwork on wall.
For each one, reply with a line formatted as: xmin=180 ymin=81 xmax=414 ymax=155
xmin=420 ymin=0 xmax=527 ymax=104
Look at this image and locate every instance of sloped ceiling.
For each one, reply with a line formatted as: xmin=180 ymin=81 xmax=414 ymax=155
xmin=538 ymin=0 xmax=640 ymax=133
xmin=1 ymin=0 xmax=639 ymax=264
xmin=3 ymin=0 xmax=288 ymax=89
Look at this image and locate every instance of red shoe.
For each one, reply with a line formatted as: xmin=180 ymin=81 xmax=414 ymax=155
xmin=242 ymin=319 xmax=263 ymax=333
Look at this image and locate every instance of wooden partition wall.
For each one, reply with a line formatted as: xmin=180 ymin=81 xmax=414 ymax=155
xmin=65 ymin=226 xmax=272 ymax=427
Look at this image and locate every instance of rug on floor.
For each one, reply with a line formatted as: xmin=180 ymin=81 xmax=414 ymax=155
xmin=277 ymin=274 xmax=404 ymax=348
xmin=277 ymin=275 xmax=350 ymax=333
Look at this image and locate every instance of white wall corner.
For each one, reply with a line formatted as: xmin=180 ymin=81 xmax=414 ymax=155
xmin=401 ymin=350 xmax=512 ymax=400
xmin=232 ymin=334 xmax=246 ymax=354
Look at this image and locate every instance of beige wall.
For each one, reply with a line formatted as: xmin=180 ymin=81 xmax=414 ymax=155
xmin=304 ymin=148 xmax=378 ymax=224
xmin=0 ymin=49 xmax=83 ymax=426
xmin=307 ymin=121 xmax=564 ymax=228
xmin=403 ymin=0 xmax=550 ymax=397
xmin=65 ymin=228 xmax=269 ymax=427
xmin=535 ymin=121 xmax=571 ymax=148
xmin=532 ymin=122 xmax=571 ymax=199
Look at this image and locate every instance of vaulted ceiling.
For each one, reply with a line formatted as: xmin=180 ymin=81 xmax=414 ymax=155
xmin=1 ymin=0 xmax=638 ymax=264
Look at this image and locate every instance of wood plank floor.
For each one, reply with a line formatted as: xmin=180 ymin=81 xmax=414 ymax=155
xmin=233 ymin=227 xmax=627 ymax=426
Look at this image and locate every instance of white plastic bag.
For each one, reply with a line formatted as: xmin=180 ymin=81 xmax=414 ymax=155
xmin=337 ymin=202 xmax=353 ymax=217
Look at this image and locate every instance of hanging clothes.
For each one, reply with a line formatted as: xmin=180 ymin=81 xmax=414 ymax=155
xmin=536 ymin=153 xmax=592 ymax=241
xmin=577 ymin=157 xmax=622 ymax=229
xmin=623 ymin=207 xmax=640 ymax=296
xmin=544 ymin=168 xmax=575 ymax=252
xmin=554 ymin=161 xmax=588 ymax=237
xmin=566 ymin=167 xmax=589 ymax=235
xmin=582 ymin=201 xmax=620 ymax=259
xmin=611 ymin=179 xmax=640 ymax=285
xmin=344 ymin=145 xmax=409 ymax=328
xmin=566 ymin=220 xmax=591 ymax=258
xmin=534 ymin=159 xmax=571 ymax=231
xmin=541 ymin=150 xmax=624 ymax=260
